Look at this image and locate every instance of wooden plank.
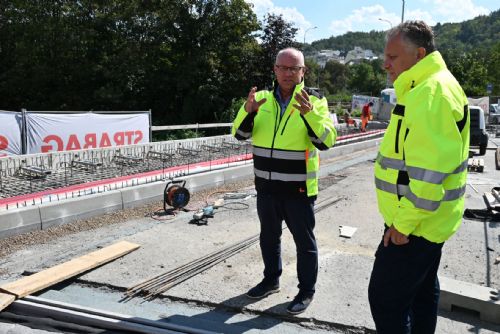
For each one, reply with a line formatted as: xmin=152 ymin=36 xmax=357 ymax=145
xmin=0 ymin=293 xmax=15 ymax=311
xmin=0 ymin=241 xmax=139 ymax=307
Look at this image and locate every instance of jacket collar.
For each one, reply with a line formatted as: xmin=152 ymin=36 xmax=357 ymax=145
xmin=272 ymin=79 xmax=305 ymax=98
xmin=393 ymin=51 xmax=447 ymax=97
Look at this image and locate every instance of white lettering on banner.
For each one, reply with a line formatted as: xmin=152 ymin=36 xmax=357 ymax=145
xmin=41 ymin=131 xmax=144 ymax=152
xmin=26 ymin=112 xmax=150 ymax=154
xmin=0 ymin=111 xmax=23 ymax=156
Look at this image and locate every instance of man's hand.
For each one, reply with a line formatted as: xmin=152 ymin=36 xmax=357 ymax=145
xmin=245 ymin=87 xmax=267 ymax=113
xmin=293 ymin=89 xmax=313 ymax=115
xmin=383 ymin=226 xmax=409 ymax=247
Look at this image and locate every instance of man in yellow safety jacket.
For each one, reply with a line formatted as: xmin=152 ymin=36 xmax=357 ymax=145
xmin=232 ymin=47 xmax=336 ymax=315
xmin=368 ymin=21 xmax=470 ymax=333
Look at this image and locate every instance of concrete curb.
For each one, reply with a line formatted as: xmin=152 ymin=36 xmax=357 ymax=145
xmin=440 ymin=276 xmax=500 ymax=324
xmin=0 ymin=206 xmax=41 ymax=239
xmin=39 ymin=191 xmax=124 ymax=230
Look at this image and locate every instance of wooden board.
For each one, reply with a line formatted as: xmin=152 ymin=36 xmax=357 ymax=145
xmin=0 ymin=293 xmax=15 ymax=311
xmin=0 ymin=240 xmax=140 ymax=311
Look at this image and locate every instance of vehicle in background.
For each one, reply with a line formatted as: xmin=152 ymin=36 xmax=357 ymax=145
xmin=489 ymin=103 xmax=500 ymax=124
xmin=469 ymin=105 xmax=488 ymax=156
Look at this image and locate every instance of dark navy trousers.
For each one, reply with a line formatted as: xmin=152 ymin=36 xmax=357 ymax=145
xmin=368 ymin=229 xmax=444 ymax=334
xmin=256 ymin=193 xmax=317 ymax=296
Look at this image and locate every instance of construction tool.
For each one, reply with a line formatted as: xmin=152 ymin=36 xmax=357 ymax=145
xmin=163 ymin=179 xmax=190 ymax=212
xmin=191 ymin=206 xmax=214 ymax=225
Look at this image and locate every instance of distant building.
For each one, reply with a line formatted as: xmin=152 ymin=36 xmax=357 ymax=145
xmin=344 ymin=46 xmax=378 ymax=65
xmin=308 ymin=46 xmax=378 ymax=67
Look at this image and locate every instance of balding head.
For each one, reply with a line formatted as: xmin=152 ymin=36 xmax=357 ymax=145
xmin=273 ymin=47 xmax=306 ymax=96
xmin=275 ymin=48 xmax=305 ymax=66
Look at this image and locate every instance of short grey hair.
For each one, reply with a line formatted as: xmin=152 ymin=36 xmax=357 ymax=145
xmin=275 ymin=47 xmax=305 ymax=66
xmin=386 ymin=20 xmax=436 ymax=54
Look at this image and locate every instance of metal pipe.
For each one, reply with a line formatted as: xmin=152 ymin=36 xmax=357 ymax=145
xmin=10 ymin=296 xmax=218 ymax=334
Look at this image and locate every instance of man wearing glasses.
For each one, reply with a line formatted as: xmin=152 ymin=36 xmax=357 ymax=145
xmin=232 ymin=47 xmax=336 ymax=314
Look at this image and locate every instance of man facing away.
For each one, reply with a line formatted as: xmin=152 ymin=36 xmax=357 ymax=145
xmin=368 ymin=21 xmax=470 ymax=333
xmin=232 ymin=47 xmax=336 ymax=314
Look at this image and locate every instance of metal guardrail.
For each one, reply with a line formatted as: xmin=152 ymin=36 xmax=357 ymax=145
xmin=151 ymin=123 xmax=232 ymax=131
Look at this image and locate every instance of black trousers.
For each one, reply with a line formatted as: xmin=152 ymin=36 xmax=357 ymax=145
xmin=368 ymin=230 xmax=444 ymax=334
xmin=256 ymin=193 xmax=317 ymax=296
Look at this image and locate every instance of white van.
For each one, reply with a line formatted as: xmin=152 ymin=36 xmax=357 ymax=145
xmin=469 ymin=106 xmax=488 ymax=155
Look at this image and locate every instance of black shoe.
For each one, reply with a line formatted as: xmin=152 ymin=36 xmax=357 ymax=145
xmin=246 ymin=281 xmax=280 ymax=299
xmin=286 ymin=293 xmax=314 ymax=315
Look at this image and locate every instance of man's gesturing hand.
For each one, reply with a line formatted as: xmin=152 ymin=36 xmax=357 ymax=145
xmin=383 ymin=226 xmax=409 ymax=247
xmin=245 ymin=87 xmax=267 ymax=113
xmin=293 ymin=89 xmax=313 ymax=115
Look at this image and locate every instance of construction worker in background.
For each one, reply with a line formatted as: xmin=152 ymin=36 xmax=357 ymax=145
xmin=361 ymin=101 xmax=373 ymax=132
xmin=368 ymin=21 xmax=470 ymax=333
xmin=232 ymin=47 xmax=336 ymax=315
xmin=343 ymin=109 xmax=351 ymax=127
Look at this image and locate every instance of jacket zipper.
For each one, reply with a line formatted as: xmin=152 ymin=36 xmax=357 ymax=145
xmin=268 ymin=98 xmax=280 ymax=178
xmin=280 ymin=110 xmax=294 ymax=135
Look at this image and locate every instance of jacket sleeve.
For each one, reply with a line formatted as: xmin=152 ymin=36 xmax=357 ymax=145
xmin=300 ymin=94 xmax=337 ymax=150
xmin=232 ymin=101 xmax=257 ymax=141
xmin=393 ymin=92 xmax=466 ymax=236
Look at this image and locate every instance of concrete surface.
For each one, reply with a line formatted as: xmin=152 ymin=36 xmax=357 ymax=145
xmin=0 ymin=138 xmax=499 ymax=333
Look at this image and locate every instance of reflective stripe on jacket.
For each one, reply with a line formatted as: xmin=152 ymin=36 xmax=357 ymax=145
xmin=374 ymin=51 xmax=470 ymax=243
xmin=232 ymin=81 xmax=336 ymax=197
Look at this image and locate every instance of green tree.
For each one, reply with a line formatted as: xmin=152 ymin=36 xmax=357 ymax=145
xmin=444 ymin=50 xmax=489 ymax=96
xmin=304 ymin=59 xmax=319 ymax=89
xmin=0 ymin=0 xmax=261 ymax=127
xmin=485 ymin=42 xmax=500 ymax=96
xmin=322 ymin=60 xmax=349 ymax=95
xmin=257 ymin=13 xmax=299 ymax=87
xmin=348 ymin=61 xmax=385 ymax=96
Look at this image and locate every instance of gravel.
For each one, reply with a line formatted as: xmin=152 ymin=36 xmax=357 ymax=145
xmin=0 ymin=179 xmax=255 ymax=259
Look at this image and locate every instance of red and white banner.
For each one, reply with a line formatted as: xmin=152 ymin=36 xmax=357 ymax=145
xmin=26 ymin=112 xmax=150 ymax=154
xmin=0 ymin=111 xmax=23 ymax=157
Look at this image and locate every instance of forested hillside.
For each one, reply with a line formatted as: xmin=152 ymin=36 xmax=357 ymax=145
xmin=310 ymin=31 xmax=385 ymax=54
xmin=310 ymin=9 xmax=500 ymax=54
xmin=434 ymin=9 xmax=500 ymax=51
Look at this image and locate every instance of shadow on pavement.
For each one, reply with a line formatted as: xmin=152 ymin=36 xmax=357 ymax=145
xmin=438 ymin=308 xmax=500 ymax=333
xmin=160 ymin=293 xmax=291 ymax=334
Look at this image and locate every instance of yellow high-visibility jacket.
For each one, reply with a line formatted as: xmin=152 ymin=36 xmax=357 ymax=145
xmin=232 ymin=81 xmax=336 ymax=197
xmin=375 ymin=51 xmax=470 ymax=243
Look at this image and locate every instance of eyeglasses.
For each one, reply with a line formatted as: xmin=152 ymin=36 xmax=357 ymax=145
xmin=275 ymin=65 xmax=304 ymax=74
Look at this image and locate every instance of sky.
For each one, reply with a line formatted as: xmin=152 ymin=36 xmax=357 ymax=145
xmin=245 ymin=0 xmax=500 ymax=43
